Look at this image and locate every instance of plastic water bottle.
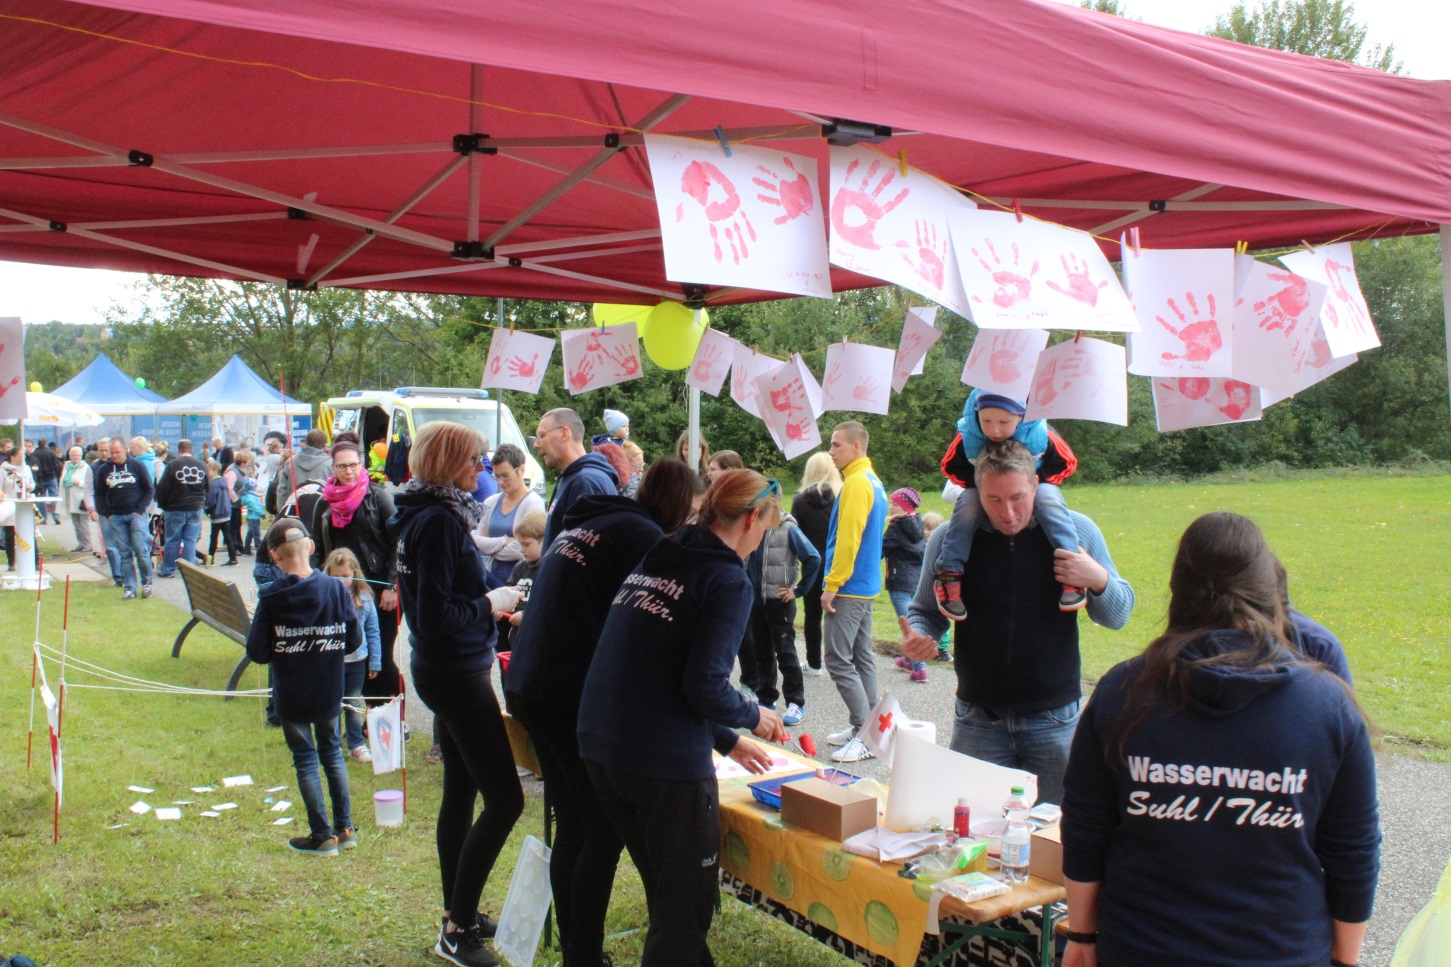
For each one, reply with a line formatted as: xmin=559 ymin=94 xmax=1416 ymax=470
xmin=1000 ymin=785 xmax=1032 ymax=884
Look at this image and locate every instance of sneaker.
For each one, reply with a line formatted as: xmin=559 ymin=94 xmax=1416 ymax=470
xmin=830 ymin=735 xmax=874 ymax=763
xmin=803 ymin=665 xmax=824 ymax=677
xmin=894 ymin=655 xmax=914 ymax=672
xmin=439 ymin=915 xmax=498 ymax=944
xmin=436 ymin=922 xmax=499 ymax=967
xmin=934 ymin=572 xmax=967 ymax=622
xmin=114 ymin=579 xmax=124 ymax=588
xmin=223 ymin=559 xmax=240 ymax=567
xmin=826 ymin=725 xmax=857 ymax=747
xmin=122 ymin=589 xmax=137 ymax=601
xmin=338 ymin=827 xmax=358 ymax=850
xmin=141 ymin=584 xmax=153 ymax=599
xmin=782 ymin=703 xmax=804 ymax=727
xmin=426 ymin=744 xmax=443 ymax=765
xmin=1059 ymin=584 xmax=1088 ymax=612
xmin=935 ymin=650 xmax=954 ymax=664
xmin=910 ymin=667 xmax=928 ymax=684
xmin=287 ymin=833 xmax=339 ymax=857
xmin=349 ymin=745 xmax=373 ymax=764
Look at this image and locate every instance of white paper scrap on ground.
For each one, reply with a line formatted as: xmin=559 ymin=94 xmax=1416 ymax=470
xmin=1229 ymin=256 xmax=1328 ymax=397
xmin=729 ymin=343 xmax=780 ymax=419
xmin=154 ymin=807 xmax=182 ymax=821
xmin=886 ymin=733 xmax=1037 ymax=833
xmin=827 ymin=145 xmax=975 ymax=317
xmin=1152 ymin=377 xmax=1262 ymax=431
xmin=820 ymin=341 xmax=894 ymax=415
xmin=960 ymin=328 xmax=1049 ymax=400
xmin=949 ymin=207 xmax=1138 ymax=332
xmin=190 ymin=786 xmax=215 ymax=793
xmin=754 ymin=357 xmax=822 ymax=460
xmin=270 ymin=800 xmax=292 ymax=812
xmin=212 ymin=803 xmax=238 ymax=811
xmin=897 ymin=306 xmax=940 ymax=386
xmin=272 ymin=817 xmax=294 ymax=826
xmin=560 ymin=324 xmax=644 ymax=395
xmin=481 ymin=328 xmax=555 ymax=395
xmin=106 ymin=823 xmax=129 ymax=830
xmin=494 ymin=834 xmax=555 ymax=967
xmin=1280 ymin=242 xmax=1380 ymax=357
xmin=126 ymin=785 xmax=155 ymax=794
xmin=646 ymin=135 xmax=831 ymax=298
xmin=172 ymin=800 xmax=196 ymax=806
xmin=221 ymin=775 xmax=253 ymax=788
xmin=129 ymin=801 xmax=151 ymax=815
xmin=1123 ymin=247 xmax=1236 ymax=378
xmin=1025 ymin=337 xmax=1128 ymax=425
xmin=200 ymin=811 xmax=221 ymax=818
xmin=266 ymin=786 xmax=287 ymax=793
xmin=684 ymin=328 xmax=737 ymax=397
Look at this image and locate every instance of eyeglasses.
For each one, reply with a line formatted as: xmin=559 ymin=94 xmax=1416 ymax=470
xmin=750 ymin=479 xmax=782 ymax=504
xmin=535 ymin=424 xmax=566 ymax=446
xmin=493 ymin=467 xmax=518 ymax=482
xmin=333 ymin=461 xmax=362 ymax=472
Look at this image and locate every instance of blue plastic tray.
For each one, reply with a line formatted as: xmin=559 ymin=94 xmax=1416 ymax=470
xmin=748 ymin=768 xmax=861 ymax=810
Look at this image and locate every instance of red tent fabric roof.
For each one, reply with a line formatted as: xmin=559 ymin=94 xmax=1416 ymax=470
xmin=1 ymin=0 xmax=1448 ymax=305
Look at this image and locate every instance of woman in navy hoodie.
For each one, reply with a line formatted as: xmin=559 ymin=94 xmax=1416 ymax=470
xmin=390 ymin=421 xmax=523 ymax=967
xmin=1062 ymin=513 xmax=1379 ymax=967
xmin=578 ymin=469 xmax=790 ymax=967
xmin=506 ymin=457 xmax=696 ymax=967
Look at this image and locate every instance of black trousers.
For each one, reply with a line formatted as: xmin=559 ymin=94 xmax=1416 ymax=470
xmin=513 ymin=696 xmax=623 ymax=967
xmin=747 ymin=600 xmax=803 ymax=708
xmin=227 ymin=505 xmax=244 ymax=554
xmin=586 ymin=762 xmax=719 ymax=967
xmin=801 ymin=571 xmax=825 ymax=670
xmin=413 ymin=666 xmax=524 ymax=928
xmin=207 ymin=518 xmax=236 ymax=563
xmin=362 ymin=604 xmax=401 ymax=702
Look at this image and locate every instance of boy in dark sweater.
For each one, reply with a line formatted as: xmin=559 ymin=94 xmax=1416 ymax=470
xmin=494 ymin=509 xmax=546 ymax=658
xmin=245 ymin=517 xmax=361 ymax=856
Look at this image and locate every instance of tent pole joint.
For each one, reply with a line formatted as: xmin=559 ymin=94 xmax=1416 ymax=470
xmin=453 ymin=133 xmax=497 ymax=156
xmin=452 ymin=241 xmax=495 ymax=261
xmin=287 ymin=207 xmax=309 ymax=220
xmin=682 ymin=284 xmax=709 ymax=309
xmin=48 ymin=220 xmax=66 ymax=232
xmin=822 ymin=119 xmax=892 ymax=146
xmin=1148 ymin=199 xmax=1167 ymax=212
xmin=286 ymin=278 xmax=317 ymax=291
xmin=508 ymin=257 xmax=523 ymax=267
xmin=127 ymin=149 xmax=153 ymax=167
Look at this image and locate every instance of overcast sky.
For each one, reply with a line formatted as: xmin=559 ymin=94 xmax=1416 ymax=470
xmin=3 ymin=0 xmax=1445 ymax=328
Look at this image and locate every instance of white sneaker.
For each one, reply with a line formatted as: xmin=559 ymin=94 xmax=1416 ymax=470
xmin=826 ymin=725 xmax=857 ymax=746
xmin=349 ymin=746 xmax=372 ymax=764
xmin=804 ymin=665 xmax=824 ymax=677
xmin=831 ymin=735 xmax=874 ymax=763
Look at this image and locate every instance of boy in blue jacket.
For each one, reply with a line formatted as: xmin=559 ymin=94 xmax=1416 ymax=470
xmin=245 ymin=517 xmax=361 ymax=857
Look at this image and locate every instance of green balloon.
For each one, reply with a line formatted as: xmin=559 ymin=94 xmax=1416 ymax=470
xmin=134 ymin=377 xmax=146 ymax=389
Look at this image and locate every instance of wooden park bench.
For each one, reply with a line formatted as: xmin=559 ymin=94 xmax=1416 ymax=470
xmin=172 ymin=559 xmax=254 ymax=697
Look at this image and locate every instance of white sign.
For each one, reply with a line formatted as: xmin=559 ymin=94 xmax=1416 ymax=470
xmin=1124 ymin=248 xmax=1236 ymax=378
xmin=1153 ymin=376 xmax=1262 ymax=431
xmin=1230 ymin=257 xmax=1328 ymax=397
xmin=961 ymin=328 xmax=1049 ymax=400
xmin=1260 ymin=323 xmax=1359 ymax=407
xmin=892 ymin=308 xmax=942 ymax=393
xmin=754 ymin=358 xmax=822 ymax=459
xmin=646 ymin=135 xmax=831 ymax=298
xmin=1279 ymin=242 xmax=1379 ymax=358
xmin=729 ymin=343 xmax=780 ymax=419
xmin=0 ymin=317 xmax=23 ymax=421
xmin=482 ymin=328 xmax=555 ymax=395
xmin=1025 ymin=337 xmax=1128 ymax=425
xmin=42 ymin=683 xmax=62 ymax=805
xmin=560 ymin=324 xmax=644 ymax=395
xmin=685 ymin=327 xmax=736 ymax=397
xmin=820 ymin=342 xmax=894 ymax=415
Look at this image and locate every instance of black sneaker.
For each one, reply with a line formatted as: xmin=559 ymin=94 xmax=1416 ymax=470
xmin=287 ymin=833 xmax=339 ymax=857
xmin=223 ymin=559 xmax=240 ymax=567
xmin=435 ymin=923 xmax=498 ymax=967
xmin=933 ymin=572 xmax=967 ymax=622
xmin=438 ymin=914 xmax=497 ymax=945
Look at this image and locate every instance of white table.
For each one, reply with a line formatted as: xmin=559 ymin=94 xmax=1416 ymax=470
xmin=3 ymin=496 xmax=57 ymax=590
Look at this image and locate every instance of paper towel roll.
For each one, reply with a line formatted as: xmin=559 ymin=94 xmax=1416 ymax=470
xmin=895 ymin=720 xmax=937 ymax=746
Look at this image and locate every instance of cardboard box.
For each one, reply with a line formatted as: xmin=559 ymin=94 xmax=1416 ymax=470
xmin=780 ymin=777 xmax=878 ymax=842
xmin=1028 ymin=824 xmax=1063 ymax=884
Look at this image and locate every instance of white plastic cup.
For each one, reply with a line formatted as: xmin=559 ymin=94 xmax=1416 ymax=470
xmin=374 ymin=789 xmax=404 ymax=827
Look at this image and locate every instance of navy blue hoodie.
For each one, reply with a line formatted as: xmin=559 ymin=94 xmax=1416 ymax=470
xmin=1062 ymin=630 xmax=1380 ymax=967
xmin=389 ymin=491 xmax=496 ymax=675
xmin=93 ymin=457 xmax=154 ymax=516
xmin=244 ymin=569 xmax=359 ymax=722
xmin=506 ymin=494 xmax=663 ymax=710
xmin=578 ymin=524 xmax=761 ymax=781
xmin=543 ymin=451 xmax=618 ymax=550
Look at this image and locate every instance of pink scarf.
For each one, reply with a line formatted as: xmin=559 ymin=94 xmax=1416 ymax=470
xmin=322 ymin=472 xmax=370 ymax=529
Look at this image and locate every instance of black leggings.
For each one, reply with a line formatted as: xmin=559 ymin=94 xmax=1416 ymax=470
xmin=362 ymin=605 xmax=401 ymax=702
xmin=801 ymin=570 xmax=825 ymax=669
xmin=413 ymin=666 xmax=524 ymax=928
xmin=512 ymin=696 xmax=623 ymax=967
xmin=207 ymin=518 xmax=236 ymax=563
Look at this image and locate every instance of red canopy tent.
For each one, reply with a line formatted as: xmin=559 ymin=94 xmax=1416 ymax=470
xmin=2 ymin=0 xmax=1449 ymax=309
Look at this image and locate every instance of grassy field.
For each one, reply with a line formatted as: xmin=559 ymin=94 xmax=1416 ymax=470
xmin=1 ymin=472 xmax=1446 ymax=965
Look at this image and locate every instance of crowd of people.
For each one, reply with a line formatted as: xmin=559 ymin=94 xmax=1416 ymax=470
xmin=0 ymin=386 xmax=1381 ymax=967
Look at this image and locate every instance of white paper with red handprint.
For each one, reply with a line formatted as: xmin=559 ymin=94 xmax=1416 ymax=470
xmin=961 ymin=328 xmax=1049 ymax=401
xmin=1024 ymin=337 xmax=1127 ymax=425
xmin=827 ymin=146 xmax=975 ymax=318
xmin=481 ymin=327 xmax=556 ymax=395
xmin=1279 ymin=242 xmax=1379 ymax=358
xmin=947 ymin=208 xmax=1137 ymax=333
xmin=0 ymin=317 xmax=25 ymax=420
xmin=1152 ymin=376 xmax=1262 ymax=431
xmin=820 ymin=341 xmax=894 ymax=416
xmin=645 ymin=135 xmax=830 ymax=299
xmin=730 ymin=343 xmax=781 ymax=419
xmin=1228 ymin=256 xmax=1329 ymax=396
xmin=754 ymin=358 xmax=822 ymax=459
xmin=1121 ymin=247 xmax=1235 ymax=379
xmin=904 ymin=306 xmax=938 ymax=378
xmin=1259 ymin=321 xmax=1358 ymax=407
xmin=892 ymin=308 xmax=943 ymax=394
xmin=684 ymin=327 xmax=737 ymax=397
xmin=559 ymin=323 xmax=644 ymax=396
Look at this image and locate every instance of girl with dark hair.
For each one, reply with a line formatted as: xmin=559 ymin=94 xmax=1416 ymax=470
xmin=1061 ymin=512 xmax=1379 ymax=967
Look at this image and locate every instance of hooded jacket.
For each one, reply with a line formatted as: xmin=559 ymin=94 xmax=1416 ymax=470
xmin=275 ymin=446 xmax=333 ymax=511
xmin=789 ymin=484 xmax=835 ymax=559
xmin=244 ymin=569 xmax=359 ymax=722
xmin=578 ymin=524 xmax=761 ymax=781
xmin=389 ymin=490 xmax=495 ymax=675
xmin=1062 ymin=630 xmax=1380 ymax=967
xmin=154 ymin=454 xmax=209 ymax=512
xmin=506 ymin=494 xmax=663 ymax=710
xmin=93 ymin=457 xmax=155 ymax=516
xmin=881 ymin=512 xmax=925 ymax=594
xmin=543 ymin=451 xmax=618 ymax=549
xmin=823 ymin=456 xmax=888 ymax=598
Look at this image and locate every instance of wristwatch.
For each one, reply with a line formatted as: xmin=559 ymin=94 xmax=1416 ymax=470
xmin=1065 ymin=929 xmax=1098 ymax=944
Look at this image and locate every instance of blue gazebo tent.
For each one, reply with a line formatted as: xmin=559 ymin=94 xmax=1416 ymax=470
xmin=157 ymin=355 xmax=310 ymax=448
xmin=47 ymin=353 xmax=167 ymax=445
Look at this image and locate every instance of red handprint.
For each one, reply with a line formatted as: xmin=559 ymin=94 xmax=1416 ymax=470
xmin=568 ymin=356 xmax=596 ymax=392
xmin=489 ymin=355 xmax=503 ymax=376
xmin=677 ymin=159 xmax=756 ymax=264
xmin=1324 ymin=260 xmax=1371 ymax=334
xmin=971 ymin=240 xmax=1039 ymax=308
xmin=896 ymin=220 xmax=946 ymax=290
xmin=1252 ymin=272 xmax=1311 ymax=333
xmin=1034 ymin=348 xmax=1096 ymax=406
xmin=1160 ymin=377 xmax=1211 ymax=401
xmin=830 ymin=158 xmax=908 ymax=250
xmin=768 ymin=382 xmax=799 ymax=413
xmin=507 ymin=354 xmax=538 ymax=378
xmin=753 ymin=158 xmax=814 ymax=225
xmin=1219 ymin=380 xmax=1252 ymax=420
xmin=989 ymin=349 xmax=1022 ymax=384
xmin=1157 ymin=293 xmax=1223 ymax=362
xmin=1046 ymin=254 xmax=1109 ymax=307
xmin=823 ymin=361 xmax=843 ymax=393
xmin=852 ymin=378 xmax=881 ymax=403
xmin=585 ymin=331 xmax=604 ymax=353
xmin=1304 ymin=336 xmax=1333 ymax=370
xmin=606 ymin=346 xmax=640 ymax=378
xmin=0 ymin=374 xmax=18 ymax=397
xmin=692 ymin=342 xmax=724 ymax=382
xmin=785 ymin=418 xmax=812 ymax=442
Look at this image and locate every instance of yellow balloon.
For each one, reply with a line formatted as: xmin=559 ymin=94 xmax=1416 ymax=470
xmin=591 ymin=303 xmax=652 ymax=338
xmin=643 ymin=302 xmax=708 ymax=371
xmin=28 ymin=381 xmax=42 ymax=392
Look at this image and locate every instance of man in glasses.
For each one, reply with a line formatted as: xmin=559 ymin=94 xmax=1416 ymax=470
xmin=534 ymin=408 xmax=619 ymax=548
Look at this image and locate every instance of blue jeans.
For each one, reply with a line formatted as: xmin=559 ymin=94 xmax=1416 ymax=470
xmin=158 ymin=509 xmax=204 ymax=576
xmin=98 ymin=517 xmax=123 ymax=583
xmin=281 ymin=716 xmax=352 ymax=838
xmin=938 ymin=483 xmax=1076 ymax=576
xmin=949 ymin=697 xmax=1082 ymax=806
xmin=888 ymin=590 xmax=925 ymax=672
xmin=341 ymin=660 xmax=368 ymax=750
xmin=105 ymin=513 xmax=153 ymax=594
xmin=38 ymin=478 xmax=61 ymax=521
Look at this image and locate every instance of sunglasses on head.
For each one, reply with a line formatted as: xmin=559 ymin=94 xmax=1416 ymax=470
xmin=750 ymin=478 xmax=781 ymax=504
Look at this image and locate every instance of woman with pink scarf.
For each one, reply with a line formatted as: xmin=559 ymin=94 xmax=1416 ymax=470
xmin=309 ymin=433 xmax=402 ymax=704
